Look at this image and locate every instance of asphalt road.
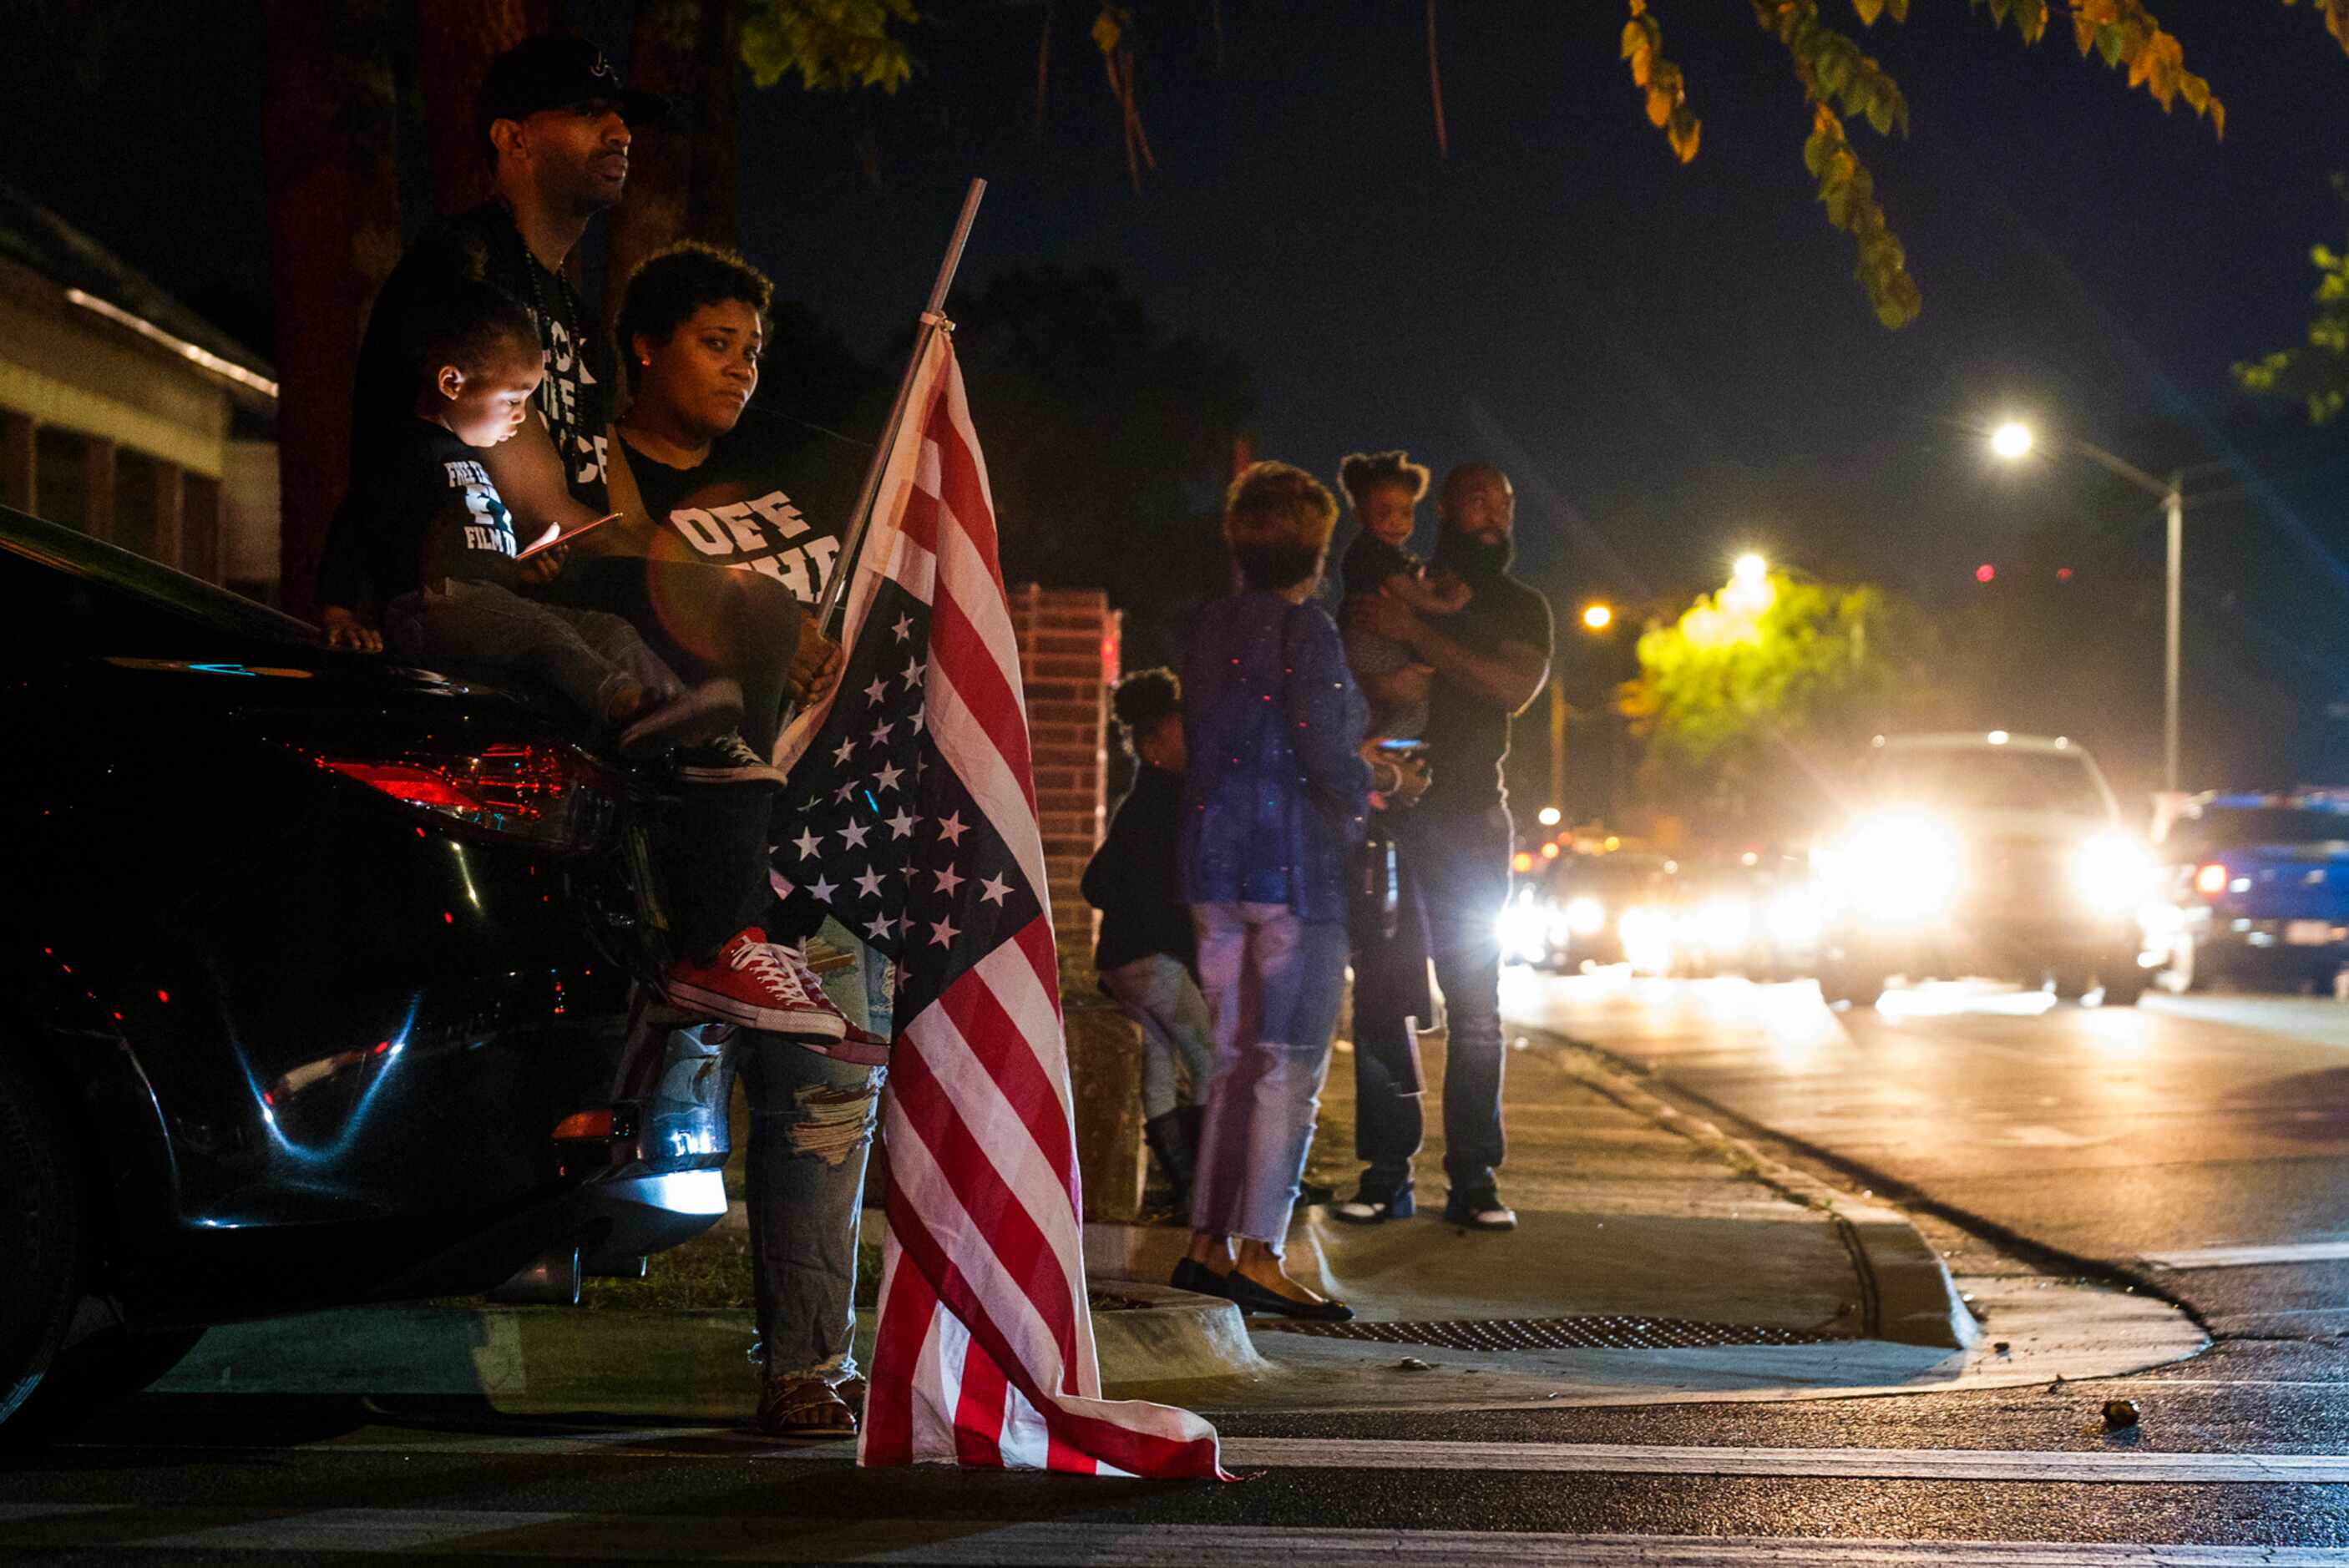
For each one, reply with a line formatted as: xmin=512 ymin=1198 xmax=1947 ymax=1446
xmin=12 ymin=974 xmax=2349 ymax=1564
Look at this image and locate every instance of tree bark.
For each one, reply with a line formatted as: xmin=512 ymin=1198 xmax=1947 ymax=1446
xmin=256 ymin=0 xmax=403 ymax=621
xmin=603 ymin=0 xmax=741 ymax=331
xmin=415 ymin=0 xmax=544 ymax=217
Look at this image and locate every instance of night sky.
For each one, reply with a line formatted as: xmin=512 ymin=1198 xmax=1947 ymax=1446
xmin=11 ymin=2 xmax=2349 ymax=797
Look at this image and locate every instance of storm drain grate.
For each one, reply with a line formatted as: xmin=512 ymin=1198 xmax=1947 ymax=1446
xmin=1255 ymin=1314 xmax=1844 ymax=1352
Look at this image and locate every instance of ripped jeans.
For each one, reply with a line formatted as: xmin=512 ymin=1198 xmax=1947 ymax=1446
xmin=725 ymin=1033 xmax=884 ymax=1384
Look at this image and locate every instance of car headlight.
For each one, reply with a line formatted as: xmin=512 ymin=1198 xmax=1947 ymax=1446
xmin=1565 ymin=896 xmax=1607 ymax=937
xmin=1619 ymin=904 xmax=1675 ymax=971
xmin=1496 ymin=898 xmax=1552 ymax=962
xmin=1836 ymin=814 xmax=1959 ymax=922
xmin=2075 ymin=832 xmax=2152 ymax=912
xmin=1693 ymin=896 xmax=1751 ymax=952
xmin=1767 ymin=888 xmax=1823 ymax=945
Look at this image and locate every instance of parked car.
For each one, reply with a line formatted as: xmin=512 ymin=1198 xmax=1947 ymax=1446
xmin=0 ymin=505 xmax=732 ymax=1437
xmin=1808 ymin=732 xmax=2153 ymax=1007
xmin=2144 ymin=789 xmax=2349 ymax=992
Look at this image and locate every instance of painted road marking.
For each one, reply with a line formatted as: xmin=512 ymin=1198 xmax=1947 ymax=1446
xmin=2144 ymin=1241 xmax=2349 ymax=1270
xmin=1201 ymin=1439 xmax=2349 ymax=1484
xmin=69 ymin=1429 xmax=2349 ymax=1484
xmin=143 ymin=1507 xmax=575 ymax=1555
xmin=6 ymin=1511 xmax=2349 ymax=1564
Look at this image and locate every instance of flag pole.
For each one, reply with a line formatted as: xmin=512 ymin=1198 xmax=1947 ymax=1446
xmin=808 ymin=178 xmax=987 ymax=645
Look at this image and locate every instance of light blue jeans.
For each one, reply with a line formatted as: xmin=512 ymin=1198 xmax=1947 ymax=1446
xmin=726 ymin=926 xmax=888 ymax=1386
xmin=1187 ymin=903 xmax=1350 ymax=1245
xmin=1097 ymin=953 xmax=1214 ymax=1121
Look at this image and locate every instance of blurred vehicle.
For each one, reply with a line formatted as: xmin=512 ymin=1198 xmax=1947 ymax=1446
xmin=1 ymin=505 xmax=732 ymax=1438
xmin=1809 ymin=732 xmax=2152 ymax=1008
xmin=1498 ymin=852 xmax=1673 ymax=971
xmin=1660 ymin=856 xmax=1825 ymax=981
xmin=2144 ymin=790 xmax=2349 ymax=993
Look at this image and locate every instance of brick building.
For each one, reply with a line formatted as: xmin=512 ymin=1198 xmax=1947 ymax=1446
xmin=1008 ymin=585 xmax=1121 ymax=975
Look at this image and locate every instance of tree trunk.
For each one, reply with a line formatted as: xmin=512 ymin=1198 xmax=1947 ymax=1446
xmin=256 ymin=0 xmax=403 ymax=621
xmin=415 ymin=0 xmax=544 ymax=217
xmin=603 ymin=0 xmax=741 ymax=331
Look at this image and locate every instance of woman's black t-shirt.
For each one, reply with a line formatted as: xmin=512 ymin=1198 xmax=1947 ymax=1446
xmin=618 ymin=408 xmax=860 ymax=606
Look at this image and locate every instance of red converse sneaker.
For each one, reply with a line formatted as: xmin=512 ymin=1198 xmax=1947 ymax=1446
xmin=666 ymin=928 xmax=846 ymax=1040
xmin=763 ymin=943 xmax=891 ymax=1065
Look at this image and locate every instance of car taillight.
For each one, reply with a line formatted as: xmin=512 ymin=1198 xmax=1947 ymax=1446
xmin=309 ymin=741 xmax=617 ymax=853
xmin=2195 ymin=862 xmax=2228 ymax=898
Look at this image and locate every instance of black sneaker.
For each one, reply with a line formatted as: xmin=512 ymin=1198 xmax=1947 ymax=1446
xmin=618 ymin=678 xmax=743 ymax=760
xmin=1441 ymin=1187 xmax=1516 ymax=1231
xmin=674 ymin=731 xmax=787 ymax=787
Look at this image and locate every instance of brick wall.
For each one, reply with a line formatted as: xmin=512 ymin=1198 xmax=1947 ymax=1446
xmin=1009 ymin=584 xmax=1120 ymax=976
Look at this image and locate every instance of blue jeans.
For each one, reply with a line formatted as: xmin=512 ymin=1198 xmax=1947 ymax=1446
xmin=724 ymin=1032 xmax=884 ymax=1384
xmin=1188 ymin=903 xmax=1349 ymax=1245
xmin=1352 ymin=804 xmax=1514 ymax=1196
xmin=1097 ymin=954 xmax=1214 ymax=1121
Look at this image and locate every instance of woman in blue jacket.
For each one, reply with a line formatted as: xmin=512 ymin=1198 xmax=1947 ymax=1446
xmin=1173 ymin=462 xmax=1422 ymax=1320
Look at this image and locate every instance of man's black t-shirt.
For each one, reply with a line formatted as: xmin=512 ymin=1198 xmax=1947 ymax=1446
xmin=1418 ymin=572 xmax=1554 ymax=815
xmin=337 ymin=417 xmax=521 ymax=601
xmin=617 ymin=408 xmax=856 ymax=606
xmin=349 ymin=203 xmax=615 ymax=514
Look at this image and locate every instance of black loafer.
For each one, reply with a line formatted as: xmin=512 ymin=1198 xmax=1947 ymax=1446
xmin=1213 ymin=1269 xmax=1354 ymax=1323
xmin=1169 ymin=1257 xmax=1217 ymax=1294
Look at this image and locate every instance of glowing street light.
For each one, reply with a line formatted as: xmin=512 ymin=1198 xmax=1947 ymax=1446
xmin=1581 ymin=603 xmax=1614 ymax=632
xmin=1989 ymin=421 xmax=2035 ymax=461
xmin=1536 ymin=806 xmax=1562 ymax=827
xmin=1732 ymin=552 xmax=1767 ymax=585
xmin=1988 ymin=417 xmax=2186 ymax=791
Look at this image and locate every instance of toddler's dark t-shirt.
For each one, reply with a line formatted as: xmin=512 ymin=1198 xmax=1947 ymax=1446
xmin=1342 ymin=530 xmax=1420 ymax=599
xmin=337 ymin=417 xmax=522 ymax=601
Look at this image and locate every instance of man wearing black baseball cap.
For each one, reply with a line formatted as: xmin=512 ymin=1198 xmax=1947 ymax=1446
xmin=322 ymin=33 xmax=823 ymax=943
xmin=327 ymin=34 xmax=666 ymax=567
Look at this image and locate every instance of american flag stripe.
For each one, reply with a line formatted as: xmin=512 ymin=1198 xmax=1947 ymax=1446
xmin=783 ymin=331 xmax=1223 ymax=1479
xmin=888 ymin=1025 xmax=1083 ymax=1375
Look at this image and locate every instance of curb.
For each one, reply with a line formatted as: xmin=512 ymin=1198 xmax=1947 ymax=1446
xmin=1553 ymin=1038 xmax=1978 ymax=1353
xmin=154 ymin=1284 xmax=1260 ymax=1416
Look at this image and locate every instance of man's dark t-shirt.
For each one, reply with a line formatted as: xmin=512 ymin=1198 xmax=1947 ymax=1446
xmin=1341 ymin=530 xmax=1420 ymax=598
xmin=1417 ymin=573 xmax=1554 ymax=815
xmin=349 ymin=203 xmax=615 ymax=514
xmin=337 ymin=417 xmax=521 ymax=601
xmin=618 ymin=408 xmax=855 ymax=606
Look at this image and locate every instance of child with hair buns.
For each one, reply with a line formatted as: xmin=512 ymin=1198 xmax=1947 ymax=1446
xmin=1336 ymin=448 xmax=1471 ymax=739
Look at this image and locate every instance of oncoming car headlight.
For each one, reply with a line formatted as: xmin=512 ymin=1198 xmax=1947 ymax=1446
xmin=1497 ymin=894 xmax=1553 ymax=964
xmin=1564 ymin=896 xmax=1607 ymax=937
xmin=1835 ymin=814 xmax=1959 ymax=923
xmin=2074 ymin=832 xmax=2152 ymax=912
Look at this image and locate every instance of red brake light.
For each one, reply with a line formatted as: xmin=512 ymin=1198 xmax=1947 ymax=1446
xmin=306 ymin=742 xmax=616 ymax=853
xmin=2195 ymin=862 xmax=2228 ymax=898
xmin=552 ymin=1109 xmax=616 ymax=1140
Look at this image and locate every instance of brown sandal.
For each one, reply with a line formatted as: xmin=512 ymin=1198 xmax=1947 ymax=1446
xmin=757 ymin=1374 xmax=858 ymax=1438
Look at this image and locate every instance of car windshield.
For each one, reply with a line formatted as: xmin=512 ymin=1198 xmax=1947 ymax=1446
xmin=1866 ymin=749 xmax=2107 ymax=817
xmin=2177 ymin=807 xmax=2349 ymax=852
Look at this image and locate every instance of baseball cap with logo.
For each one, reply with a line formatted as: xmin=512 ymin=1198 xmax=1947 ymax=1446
xmin=478 ymin=35 xmax=670 ymax=143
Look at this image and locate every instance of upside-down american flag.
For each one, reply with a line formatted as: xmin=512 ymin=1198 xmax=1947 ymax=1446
xmin=771 ymin=330 xmax=1227 ymax=1478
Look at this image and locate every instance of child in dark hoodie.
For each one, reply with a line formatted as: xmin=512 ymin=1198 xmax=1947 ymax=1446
xmin=1081 ymin=668 xmax=1213 ymax=1216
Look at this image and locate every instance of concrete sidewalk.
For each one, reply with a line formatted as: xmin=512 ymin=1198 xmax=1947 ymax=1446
xmin=159 ymin=1026 xmax=2201 ymax=1419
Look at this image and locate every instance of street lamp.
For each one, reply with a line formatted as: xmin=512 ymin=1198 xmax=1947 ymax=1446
xmin=1988 ymin=419 xmax=2186 ymax=791
xmin=1732 ymin=552 xmax=1767 ymax=586
xmin=1582 ymin=602 xmax=1614 ymax=632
